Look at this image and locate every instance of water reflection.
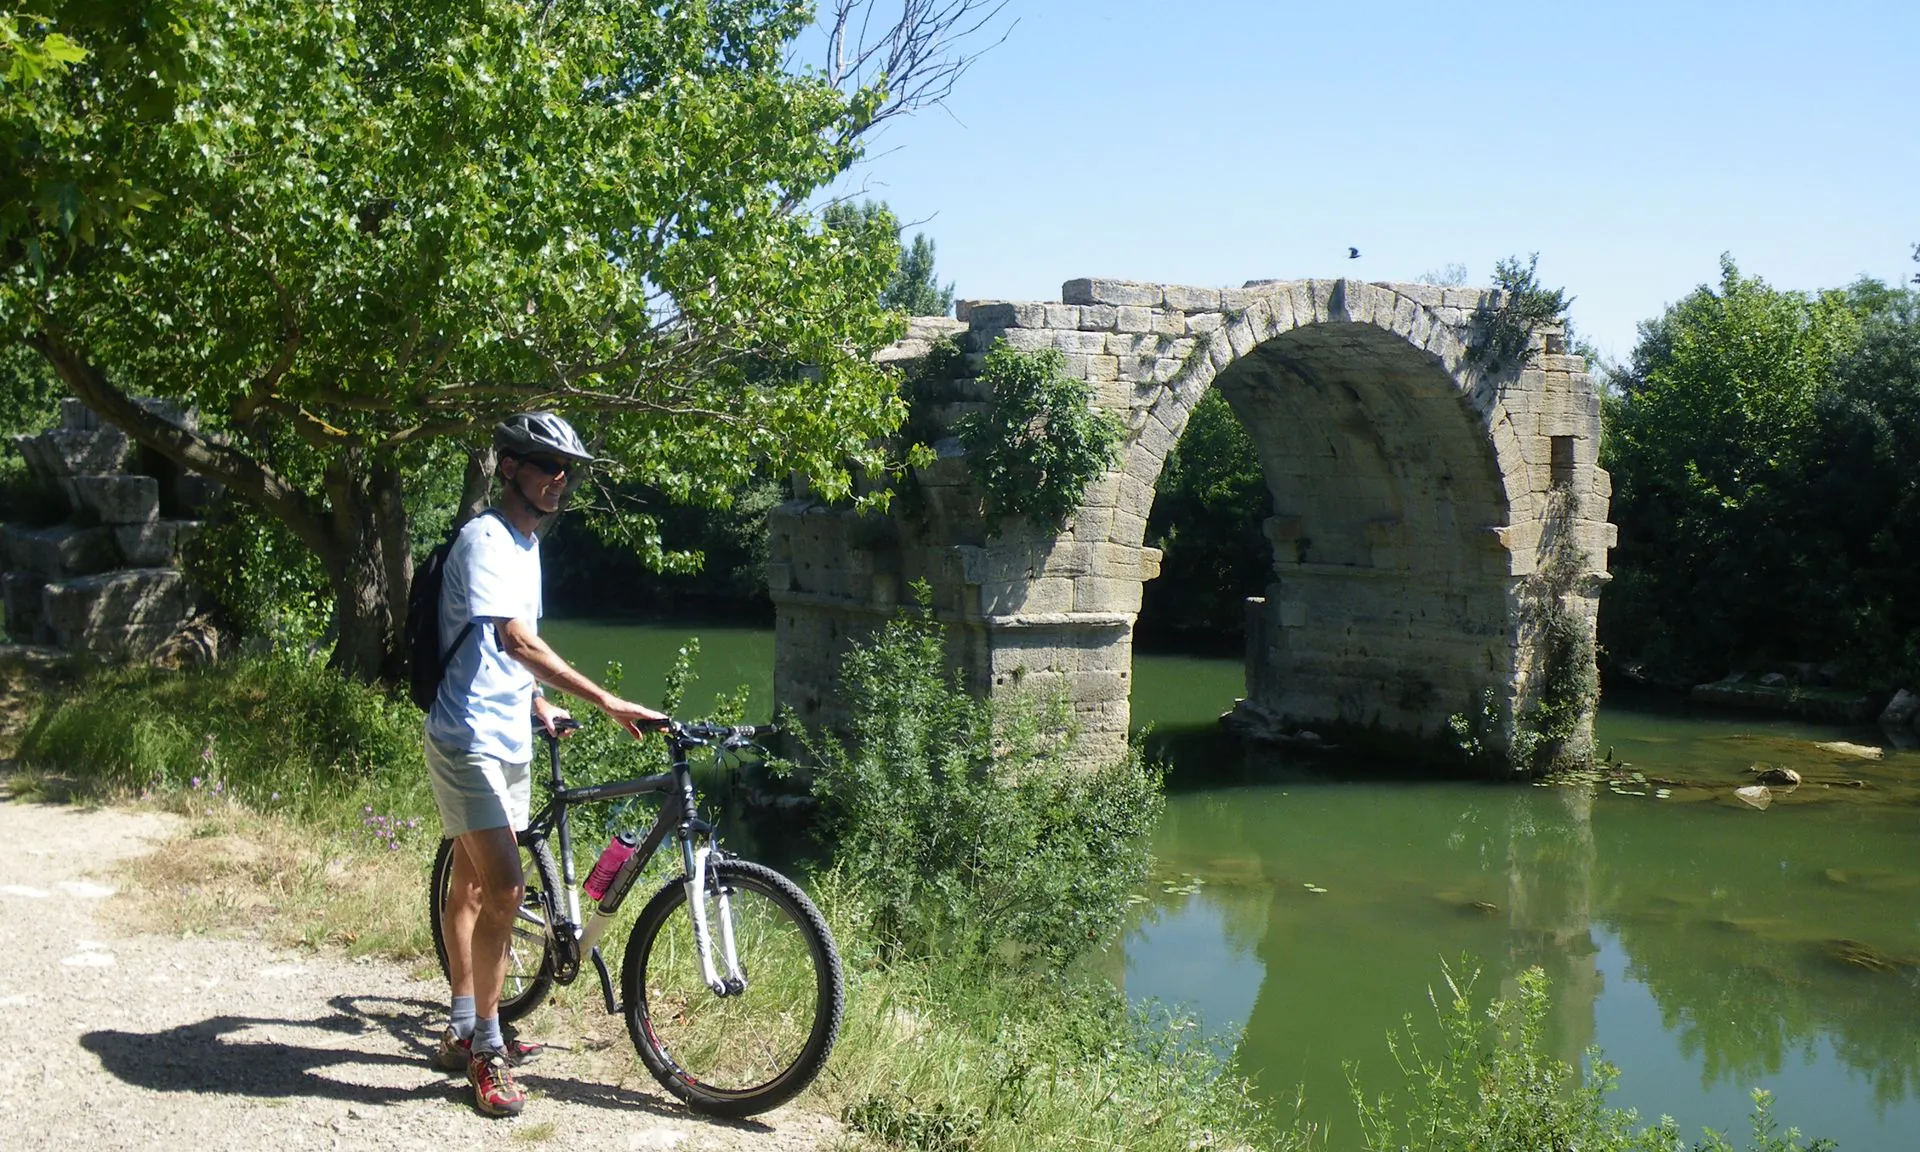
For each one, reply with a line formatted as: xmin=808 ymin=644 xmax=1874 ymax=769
xmin=1125 ymin=724 xmax=1920 ymax=1147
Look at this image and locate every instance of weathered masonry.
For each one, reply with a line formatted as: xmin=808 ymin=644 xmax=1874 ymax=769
xmin=769 ymin=277 xmax=1614 ymax=769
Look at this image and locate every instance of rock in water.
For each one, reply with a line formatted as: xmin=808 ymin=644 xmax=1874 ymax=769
xmin=1814 ymin=741 xmax=1884 ymax=761
xmin=1880 ymin=688 xmax=1918 ymax=728
xmin=1750 ymin=766 xmax=1802 ymax=787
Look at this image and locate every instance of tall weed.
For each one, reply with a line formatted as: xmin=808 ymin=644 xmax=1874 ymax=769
xmin=795 ymin=595 xmax=1163 ymax=965
xmin=1353 ymin=963 xmax=1834 ymax=1152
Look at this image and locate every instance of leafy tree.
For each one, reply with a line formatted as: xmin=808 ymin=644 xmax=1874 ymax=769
xmin=1142 ymin=389 xmax=1269 ymax=646
xmin=821 ymin=198 xmax=954 ymax=316
xmin=1601 ymin=256 xmax=1863 ymax=678
xmin=1 ymin=0 xmax=1001 ymax=681
xmin=1791 ymin=283 xmax=1920 ymax=684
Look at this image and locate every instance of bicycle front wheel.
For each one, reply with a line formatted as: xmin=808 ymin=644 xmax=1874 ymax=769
xmin=429 ymin=836 xmax=558 ymax=1024
xmin=622 ymin=858 xmax=843 ymax=1117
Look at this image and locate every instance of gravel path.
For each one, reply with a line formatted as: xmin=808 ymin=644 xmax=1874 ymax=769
xmin=0 ymin=792 xmax=841 ymax=1151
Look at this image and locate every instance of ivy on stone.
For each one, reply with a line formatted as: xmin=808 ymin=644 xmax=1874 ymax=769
xmin=954 ymin=342 xmax=1124 ymax=532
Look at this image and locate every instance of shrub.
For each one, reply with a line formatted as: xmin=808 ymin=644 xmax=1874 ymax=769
xmin=795 ymin=589 xmax=1163 ymax=965
xmin=954 ymin=342 xmax=1125 ymax=532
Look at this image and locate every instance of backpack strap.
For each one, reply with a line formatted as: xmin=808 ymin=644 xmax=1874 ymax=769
xmin=439 ymin=507 xmax=512 ymax=667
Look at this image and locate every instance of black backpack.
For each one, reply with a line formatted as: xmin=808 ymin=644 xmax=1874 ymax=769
xmin=406 ymin=509 xmax=504 ymax=711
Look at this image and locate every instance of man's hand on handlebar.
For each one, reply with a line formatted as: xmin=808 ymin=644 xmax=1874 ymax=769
xmin=532 ymin=694 xmax=575 ymax=739
xmin=600 ymin=694 xmax=669 ymax=740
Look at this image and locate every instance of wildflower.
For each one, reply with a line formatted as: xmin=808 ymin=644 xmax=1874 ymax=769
xmin=190 ymin=776 xmax=201 ymax=789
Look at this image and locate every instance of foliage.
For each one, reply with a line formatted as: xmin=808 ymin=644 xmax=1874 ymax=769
xmin=1468 ymin=254 xmax=1571 ymax=372
xmin=822 ymin=198 xmax=954 ymax=316
xmin=15 ymin=649 xmax=427 ymax=827
xmin=182 ymin=493 xmax=332 ymax=647
xmin=795 ymin=589 xmax=1164 ymax=966
xmin=886 ymin=232 xmax=954 ymax=317
xmin=1600 ymin=256 xmax=1872 ymax=682
xmin=1352 ymin=963 xmax=1834 ymax=1152
xmin=1142 ymin=388 xmax=1270 ymax=645
xmin=545 ymin=477 xmax=783 ymax=617
xmin=954 ymin=341 xmax=1125 ymax=532
xmin=1 ymin=0 xmax=997 ymax=679
xmin=1509 ymin=486 xmax=1599 ymax=773
xmin=1418 ymin=262 xmax=1470 ymax=287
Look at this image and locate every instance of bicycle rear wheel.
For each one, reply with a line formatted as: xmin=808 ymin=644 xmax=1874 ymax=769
xmin=429 ymin=836 xmax=558 ymax=1023
xmin=622 ymin=858 xmax=843 ymax=1117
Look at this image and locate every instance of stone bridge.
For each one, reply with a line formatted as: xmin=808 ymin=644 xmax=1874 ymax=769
xmin=768 ymin=277 xmax=1614 ymax=771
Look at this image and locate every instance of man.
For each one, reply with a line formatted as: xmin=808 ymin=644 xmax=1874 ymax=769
xmin=425 ymin=411 xmax=666 ymax=1117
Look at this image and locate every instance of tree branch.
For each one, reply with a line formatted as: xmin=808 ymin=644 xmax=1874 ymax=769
xmin=27 ymin=328 xmax=336 ymax=561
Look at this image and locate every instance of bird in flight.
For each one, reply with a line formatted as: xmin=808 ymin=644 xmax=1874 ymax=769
xmin=1348 ymin=247 xmax=1361 ymax=259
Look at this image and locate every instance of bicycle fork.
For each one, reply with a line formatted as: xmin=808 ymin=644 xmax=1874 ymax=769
xmin=682 ymin=839 xmax=748 ymax=997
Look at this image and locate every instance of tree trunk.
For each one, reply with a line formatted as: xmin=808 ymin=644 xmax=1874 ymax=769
xmin=321 ymin=454 xmax=412 ymax=683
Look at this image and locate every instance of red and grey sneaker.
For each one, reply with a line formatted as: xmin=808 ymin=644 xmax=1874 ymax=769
xmin=435 ymin=1028 xmax=543 ymax=1071
xmin=468 ymin=1048 xmax=526 ymax=1117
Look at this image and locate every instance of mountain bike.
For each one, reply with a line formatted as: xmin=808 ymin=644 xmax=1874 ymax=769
xmin=427 ymin=717 xmax=842 ymax=1118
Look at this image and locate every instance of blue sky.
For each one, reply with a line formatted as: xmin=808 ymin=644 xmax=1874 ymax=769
xmin=821 ymin=0 xmax=1918 ymax=364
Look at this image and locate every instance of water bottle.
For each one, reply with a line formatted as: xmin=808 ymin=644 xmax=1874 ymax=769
xmin=584 ymin=831 xmax=638 ymax=902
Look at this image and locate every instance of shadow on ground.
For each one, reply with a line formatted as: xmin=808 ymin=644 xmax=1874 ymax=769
xmin=79 ymin=992 xmax=773 ymax=1132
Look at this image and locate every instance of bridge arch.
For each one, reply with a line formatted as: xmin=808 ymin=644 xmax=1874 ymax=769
xmin=767 ymin=277 xmax=1613 ymax=772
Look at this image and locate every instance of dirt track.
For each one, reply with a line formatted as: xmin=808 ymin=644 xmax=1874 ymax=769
xmin=0 ymin=793 xmax=840 ymax=1150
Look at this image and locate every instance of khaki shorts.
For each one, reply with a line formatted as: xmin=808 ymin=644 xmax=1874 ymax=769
xmin=424 ymin=735 xmax=531 ymax=838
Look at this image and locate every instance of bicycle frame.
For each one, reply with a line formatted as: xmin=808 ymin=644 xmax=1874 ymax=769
xmin=519 ymin=719 xmax=751 ymax=1015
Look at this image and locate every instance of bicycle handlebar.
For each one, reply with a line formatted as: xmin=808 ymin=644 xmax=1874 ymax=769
xmin=531 ymin=714 xmax=775 ymax=749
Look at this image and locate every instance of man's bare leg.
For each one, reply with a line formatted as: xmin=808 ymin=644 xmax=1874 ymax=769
xmin=454 ymin=825 xmax=525 ymax=1025
xmin=443 ymin=837 xmax=484 ymax=1005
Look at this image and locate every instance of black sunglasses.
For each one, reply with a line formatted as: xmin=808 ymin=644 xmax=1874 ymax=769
xmin=516 ymin=454 xmax=570 ymax=477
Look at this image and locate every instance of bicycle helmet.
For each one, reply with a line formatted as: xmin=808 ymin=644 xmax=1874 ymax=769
xmin=493 ymin=411 xmax=595 ymax=464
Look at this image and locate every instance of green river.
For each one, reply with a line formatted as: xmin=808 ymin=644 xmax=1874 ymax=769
xmin=544 ymin=619 xmax=1920 ymax=1149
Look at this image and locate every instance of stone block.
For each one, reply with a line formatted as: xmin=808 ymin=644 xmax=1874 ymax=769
xmin=966 ymin=301 xmax=1018 ymax=328
xmin=1220 ymin=287 xmax=1259 ymax=311
xmin=1069 ymin=669 xmax=1130 ymax=704
xmin=61 ymin=619 xmax=184 ymax=661
xmin=43 ymin=569 xmax=196 ymax=634
xmin=1019 ymin=576 xmax=1076 ymax=615
xmin=1 ymin=523 xmax=120 ymax=578
xmin=1115 ymin=306 xmax=1158 ymax=333
xmin=997 ymin=328 xmax=1054 ymax=352
xmin=113 ymin=518 xmax=201 ymax=566
xmin=14 ymin=427 xmax=129 ymax=481
xmin=1076 ymin=304 xmax=1119 ymax=331
xmin=133 ymin=397 xmax=198 ymax=431
xmin=59 ymin=397 xmax=101 ymax=431
xmin=1043 ymin=304 xmax=1083 ymax=329
xmin=1009 ymin=302 xmax=1049 ymax=328
xmin=1163 ymin=285 xmax=1221 ymax=312
xmin=3 ymin=571 xmax=47 ymax=638
xmin=1061 ymin=278 xmax=1163 ymax=308
xmin=1074 ymin=577 xmax=1142 ymax=614
xmin=1054 ymin=330 xmax=1108 ymax=354
xmin=62 ymin=475 xmax=159 ymax=525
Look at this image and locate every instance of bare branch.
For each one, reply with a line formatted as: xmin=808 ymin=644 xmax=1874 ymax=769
xmin=823 ymin=0 xmax=1013 ymax=140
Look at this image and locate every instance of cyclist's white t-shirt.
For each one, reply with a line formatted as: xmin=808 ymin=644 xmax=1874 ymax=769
xmin=426 ymin=510 xmax=542 ymax=764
